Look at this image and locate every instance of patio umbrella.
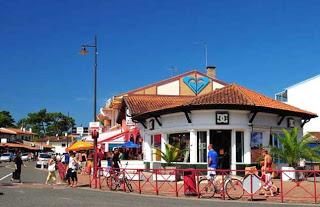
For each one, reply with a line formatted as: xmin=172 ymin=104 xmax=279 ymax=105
xmin=66 ymin=141 xmax=93 ymax=152
xmin=121 ymin=141 xmax=139 ymax=148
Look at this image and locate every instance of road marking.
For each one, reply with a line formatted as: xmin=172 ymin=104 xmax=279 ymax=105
xmin=0 ymin=173 xmax=12 ymax=181
xmin=4 ymin=165 xmax=15 ymax=170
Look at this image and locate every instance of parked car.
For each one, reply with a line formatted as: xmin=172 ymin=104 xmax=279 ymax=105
xmin=0 ymin=153 xmax=14 ymax=162
xmin=36 ymin=153 xmax=51 ymax=168
xmin=21 ymin=153 xmax=31 ymax=161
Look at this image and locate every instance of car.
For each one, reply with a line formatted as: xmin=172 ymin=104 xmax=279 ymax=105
xmin=0 ymin=153 xmax=14 ymax=162
xmin=21 ymin=153 xmax=31 ymax=161
xmin=36 ymin=153 xmax=51 ymax=168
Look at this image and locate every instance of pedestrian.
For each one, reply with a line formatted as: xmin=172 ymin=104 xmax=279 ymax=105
xmin=56 ymin=156 xmax=66 ymax=183
xmin=46 ymin=155 xmax=57 ymax=185
xmin=112 ymin=148 xmax=121 ymax=172
xmin=262 ymin=149 xmax=278 ymax=197
xmin=81 ymin=151 xmax=87 ymax=173
xmin=207 ymin=144 xmax=218 ymax=179
xmin=11 ymin=151 xmax=26 ymax=183
xmin=66 ymin=152 xmax=78 ymax=188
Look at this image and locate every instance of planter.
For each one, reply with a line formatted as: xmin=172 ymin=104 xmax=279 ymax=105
xmin=281 ymin=166 xmax=295 ymax=181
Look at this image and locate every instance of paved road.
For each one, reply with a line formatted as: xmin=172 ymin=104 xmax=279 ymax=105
xmin=0 ymin=162 xmax=315 ymax=207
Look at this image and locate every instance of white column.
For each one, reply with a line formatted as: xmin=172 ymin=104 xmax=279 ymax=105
xmin=231 ymin=130 xmax=236 ymax=171
xmin=161 ymin=133 xmax=168 ymax=163
xmin=143 ymin=134 xmax=152 ymax=162
xmin=189 ymin=130 xmax=197 ymax=164
xmin=244 ymin=129 xmax=251 ymax=164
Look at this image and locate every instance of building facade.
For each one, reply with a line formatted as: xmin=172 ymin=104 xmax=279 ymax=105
xmin=275 ymin=74 xmax=320 ymax=134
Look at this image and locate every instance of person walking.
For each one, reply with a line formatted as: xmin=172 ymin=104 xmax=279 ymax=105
xmin=11 ymin=152 xmax=26 ymax=183
xmin=56 ymin=156 xmax=66 ymax=183
xmin=66 ymin=152 xmax=78 ymax=188
xmin=46 ymin=156 xmax=57 ymax=185
xmin=112 ymin=148 xmax=121 ymax=172
xmin=207 ymin=144 xmax=218 ymax=179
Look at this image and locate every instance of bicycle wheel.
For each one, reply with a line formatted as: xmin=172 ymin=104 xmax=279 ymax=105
xmin=109 ymin=176 xmax=119 ymax=191
xmin=225 ymin=178 xmax=244 ymax=200
xmin=125 ymin=178 xmax=133 ymax=192
xmin=198 ymin=178 xmax=216 ymax=199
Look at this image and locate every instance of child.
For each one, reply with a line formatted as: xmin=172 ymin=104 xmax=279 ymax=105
xmin=260 ymin=161 xmax=278 ymax=197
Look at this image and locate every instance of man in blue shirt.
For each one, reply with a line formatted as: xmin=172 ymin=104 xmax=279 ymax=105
xmin=207 ymin=144 xmax=218 ymax=179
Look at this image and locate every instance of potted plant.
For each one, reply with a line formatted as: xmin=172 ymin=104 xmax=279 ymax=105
xmin=153 ymin=143 xmax=181 ymax=181
xmin=270 ymin=127 xmax=320 ymax=181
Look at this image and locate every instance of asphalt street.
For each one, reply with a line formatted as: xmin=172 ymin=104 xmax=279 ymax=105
xmin=0 ymin=162 xmax=315 ymax=207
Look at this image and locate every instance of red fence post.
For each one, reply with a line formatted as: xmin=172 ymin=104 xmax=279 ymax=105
xmin=280 ymin=169 xmax=284 ymax=203
xmin=222 ymin=170 xmax=225 ymax=200
xmin=196 ymin=169 xmax=200 ymax=198
xmin=155 ymin=169 xmax=159 ymax=195
xmin=175 ymin=169 xmax=178 ymax=197
xmin=313 ymin=168 xmax=317 ymax=204
xmin=138 ymin=169 xmax=141 ymax=194
xmin=250 ymin=173 xmax=253 ymax=201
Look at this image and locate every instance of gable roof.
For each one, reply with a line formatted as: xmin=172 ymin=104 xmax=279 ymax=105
xmin=127 ymin=83 xmax=317 ymax=120
xmin=122 ymin=70 xmax=227 ymax=95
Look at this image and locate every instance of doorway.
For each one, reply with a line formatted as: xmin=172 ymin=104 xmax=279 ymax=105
xmin=209 ymin=130 xmax=231 ymax=169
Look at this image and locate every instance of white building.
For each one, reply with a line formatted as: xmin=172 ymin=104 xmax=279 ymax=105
xmin=119 ymin=83 xmax=316 ymax=171
xmin=275 ymin=74 xmax=320 ymax=134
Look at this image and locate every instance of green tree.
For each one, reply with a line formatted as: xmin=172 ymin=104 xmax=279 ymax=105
xmin=0 ymin=111 xmax=15 ymax=127
xmin=270 ymin=127 xmax=320 ymax=167
xmin=17 ymin=109 xmax=75 ymax=138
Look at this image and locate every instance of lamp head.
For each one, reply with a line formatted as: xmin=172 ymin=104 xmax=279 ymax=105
xmin=80 ymin=47 xmax=89 ymax=55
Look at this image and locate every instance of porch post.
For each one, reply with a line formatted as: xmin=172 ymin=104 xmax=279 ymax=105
xmin=161 ymin=133 xmax=168 ymax=163
xmin=190 ymin=129 xmax=197 ymax=164
xmin=244 ymin=129 xmax=251 ymax=164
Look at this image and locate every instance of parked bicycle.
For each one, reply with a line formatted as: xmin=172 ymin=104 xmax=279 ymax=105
xmin=108 ymin=162 xmax=133 ymax=192
xmin=198 ymin=173 xmax=244 ymax=200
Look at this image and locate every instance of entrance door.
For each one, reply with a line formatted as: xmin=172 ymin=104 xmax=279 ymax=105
xmin=209 ymin=130 xmax=231 ymax=169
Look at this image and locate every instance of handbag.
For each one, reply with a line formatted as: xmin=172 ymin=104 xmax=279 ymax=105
xmin=48 ymin=164 xmax=56 ymax=172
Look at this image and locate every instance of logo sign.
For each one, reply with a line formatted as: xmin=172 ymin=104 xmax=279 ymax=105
xmin=76 ymin=127 xmax=84 ymax=134
xmin=126 ymin=108 xmax=134 ymax=126
xmin=216 ymin=112 xmax=229 ymax=125
xmin=287 ymin=118 xmax=295 ymax=128
xmin=183 ymin=76 xmax=210 ymax=94
xmin=148 ymin=119 xmax=155 ymax=130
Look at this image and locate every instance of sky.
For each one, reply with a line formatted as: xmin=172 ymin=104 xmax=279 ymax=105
xmin=1 ymin=0 xmax=320 ymax=126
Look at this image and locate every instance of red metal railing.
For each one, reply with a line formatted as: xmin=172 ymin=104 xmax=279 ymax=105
xmin=87 ymin=167 xmax=320 ymax=204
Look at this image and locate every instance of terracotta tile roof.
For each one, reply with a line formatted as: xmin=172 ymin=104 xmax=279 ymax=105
xmin=3 ymin=128 xmax=36 ymax=135
xmin=124 ymin=95 xmax=194 ymax=116
xmin=126 ymin=83 xmax=316 ymax=120
xmin=186 ymin=84 xmax=316 ymax=116
xmin=0 ymin=143 xmax=39 ymax=150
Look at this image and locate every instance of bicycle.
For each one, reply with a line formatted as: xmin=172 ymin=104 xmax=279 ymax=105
xmin=198 ymin=173 xmax=244 ymax=200
xmin=108 ymin=162 xmax=133 ymax=192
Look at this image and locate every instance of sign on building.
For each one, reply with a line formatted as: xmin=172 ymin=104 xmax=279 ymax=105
xmin=126 ymin=108 xmax=134 ymax=126
xmin=76 ymin=127 xmax=84 ymax=134
xmin=216 ymin=111 xmax=229 ymax=125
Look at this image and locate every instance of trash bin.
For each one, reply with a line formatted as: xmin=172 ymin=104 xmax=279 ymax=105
xmin=183 ymin=168 xmax=197 ymax=196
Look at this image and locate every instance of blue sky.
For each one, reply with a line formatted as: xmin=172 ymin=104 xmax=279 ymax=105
xmin=1 ymin=0 xmax=320 ymax=126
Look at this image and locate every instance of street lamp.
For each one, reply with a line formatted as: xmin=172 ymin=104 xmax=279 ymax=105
xmin=80 ymin=35 xmax=98 ymax=121
xmin=80 ymin=35 xmax=99 ymax=188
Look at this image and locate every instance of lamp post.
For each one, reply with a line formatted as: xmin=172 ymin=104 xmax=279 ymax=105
xmin=80 ymin=35 xmax=98 ymax=188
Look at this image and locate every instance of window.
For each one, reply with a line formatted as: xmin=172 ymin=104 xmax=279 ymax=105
xmin=197 ymin=131 xmax=207 ymax=162
xmin=236 ymin=131 xmax=244 ymax=162
xmin=152 ymin=134 xmax=161 ymax=161
xmin=271 ymin=132 xmax=284 ymax=163
xmin=168 ymin=133 xmax=190 ymax=162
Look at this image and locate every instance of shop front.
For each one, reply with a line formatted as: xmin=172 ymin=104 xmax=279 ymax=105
xmin=120 ymin=84 xmax=316 ymax=171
